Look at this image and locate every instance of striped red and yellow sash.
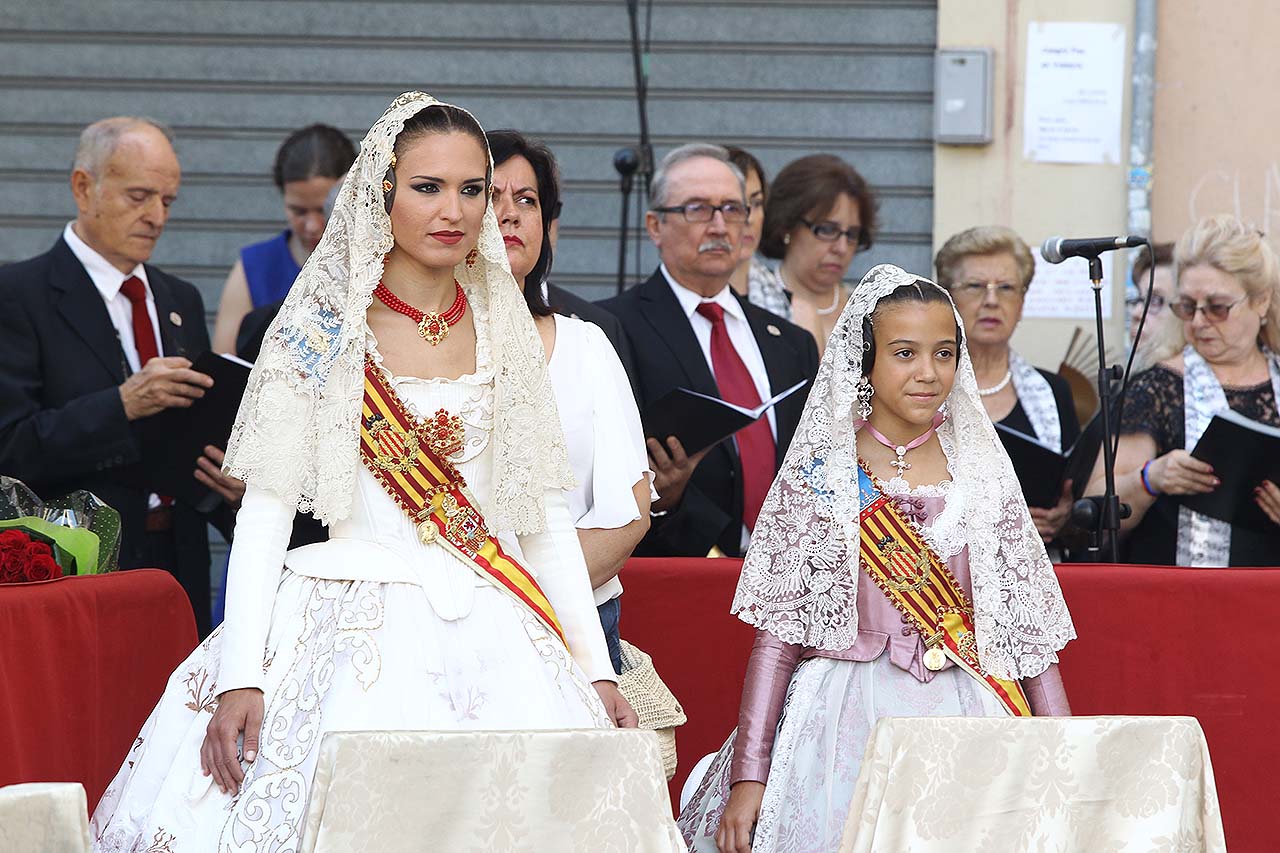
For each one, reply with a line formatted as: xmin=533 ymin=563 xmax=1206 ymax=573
xmin=857 ymin=464 xmax=1031 ymax=717
xmin=359 ymin=356 xmax=565 ymax=645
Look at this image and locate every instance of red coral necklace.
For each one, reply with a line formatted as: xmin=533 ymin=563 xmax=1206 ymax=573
xmin=374 ymin=279 xmax=468 ymax=346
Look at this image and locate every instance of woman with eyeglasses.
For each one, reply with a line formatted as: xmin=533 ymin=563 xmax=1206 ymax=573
xmin=1088 ymin=214 xmax=1280 ymax=565
xmin=724 ymin=146 xmax=788 ymax=317
xmin=1126 ymin=241 xmax=1175 ymax=369
xmin=934 ymin=226 xmax=1081 ymax=545
xmin=758 ymin=154 xmax=877 ymax=355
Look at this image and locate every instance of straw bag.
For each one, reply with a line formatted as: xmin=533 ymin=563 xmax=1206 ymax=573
xmin=616 ymin=640 xmax=686 ymax=780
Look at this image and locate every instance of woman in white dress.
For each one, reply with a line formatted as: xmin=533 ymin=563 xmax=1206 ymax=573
xmin=678 ymin=265 xmax=1075 ymax=853
xmin=486 ymin=128 xmax=652 ymax=676
xmin=91 ymin=92 xmax=629 ymax=852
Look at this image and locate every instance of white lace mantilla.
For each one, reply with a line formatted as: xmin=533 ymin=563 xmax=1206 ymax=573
xmin=731 ymin=264 xmax=1075 ymax=680
xmin=1009 ymin=350 xmax=1062 ymax=452
xmin=1177 ymin=345 xmax=1280 ymax=566
xmin=222 ymin=91 xmax=572 ymax=533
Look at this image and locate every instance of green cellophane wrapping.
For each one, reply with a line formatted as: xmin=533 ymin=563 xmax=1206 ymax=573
xmin=0 ymin=476 xmax=122 ymax=574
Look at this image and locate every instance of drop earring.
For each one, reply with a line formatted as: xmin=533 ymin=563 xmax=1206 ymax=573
xmin=856 ymin=376 xmax=875 ymax=421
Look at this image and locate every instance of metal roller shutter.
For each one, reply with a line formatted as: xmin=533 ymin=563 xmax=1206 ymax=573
xmin=0 ymin=0 xmax=936 ymax=314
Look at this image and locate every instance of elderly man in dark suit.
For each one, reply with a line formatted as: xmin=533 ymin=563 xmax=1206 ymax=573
xmin=0 ymin=117 xmax=242 ymax=635
xmin=599 ymin=144 xmax=819 ymax=558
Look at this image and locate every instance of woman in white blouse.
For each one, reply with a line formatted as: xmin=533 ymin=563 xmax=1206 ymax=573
xmin=487 ymin=129 xmax=653 ymax=675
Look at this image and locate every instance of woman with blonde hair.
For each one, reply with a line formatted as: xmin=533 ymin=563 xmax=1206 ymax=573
xmin=1088 ymin=214 xmax=1280 ymax=565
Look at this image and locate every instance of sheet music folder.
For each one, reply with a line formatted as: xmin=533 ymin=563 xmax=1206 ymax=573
xmin=137 ymin=351 xmax=253 ymax=512
xmin=995 ymin=412 xmax=1105 ymax=509
xmin=642 ymin=379 xmax=809 ymax=455
xmin=1182 ymin=409 xmax=1280 ymax=532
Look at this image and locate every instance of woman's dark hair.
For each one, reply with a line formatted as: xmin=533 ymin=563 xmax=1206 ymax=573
xmin=724 ymin=145 xmax=768 ymax=199
xmin=486 ymin=129 xmax=559 ymax=317
xmin=272 ymin=124 xmax=356 ymax=191
xmin=861 ymin=280 xmax=963 ymax=375
xmin=1130 ymin=241 xmax=1174 ymax=285
xmin=760 ymin=154 xmax=878 ymax=258
xmin=393 ymin=104 xmax=493 ymax=184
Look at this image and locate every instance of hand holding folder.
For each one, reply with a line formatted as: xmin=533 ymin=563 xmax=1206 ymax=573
xmin=137 ymin=351 xmax=253 ymax=512
xmin=1182 ymin=409 xmax=1280 ymax=532
xmin=995 ymin=412 xmax=1105 ymax=509
xmin=641 ymin=379 xmax=809 ymax=455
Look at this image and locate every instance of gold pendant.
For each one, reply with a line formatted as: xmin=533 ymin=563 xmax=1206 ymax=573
xmin=417 ymin=520 xmax=437 ymax=544
xmin=923 ymin=646 xmax=947 ymax=671
xmin=418 ymin=312 xmax=450 ymax=346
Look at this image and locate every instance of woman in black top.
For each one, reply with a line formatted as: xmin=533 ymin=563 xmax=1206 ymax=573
xmin=1090 ymin=214 xmax=1280 ymax=565
xmin=935 ymin=226 xmax=1081 ymax=544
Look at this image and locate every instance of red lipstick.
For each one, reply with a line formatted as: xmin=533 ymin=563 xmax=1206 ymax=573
xmin=430 ymin=230 xmax=464 ymax=245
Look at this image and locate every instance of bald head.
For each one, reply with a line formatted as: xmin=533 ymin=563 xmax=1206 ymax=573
xmin=70 ymin=117 xmax=181 ymax=273
xmin=74 ymin=117 xmax=175 ymax=178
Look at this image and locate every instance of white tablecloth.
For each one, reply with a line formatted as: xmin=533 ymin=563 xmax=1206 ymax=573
xmin=301 ymin=728 xmax=684 ymax=852
xmin=0 ymin=782 xmax=91 ymax=853
xmin=840 ymin=716 xmax=1226 ymax=852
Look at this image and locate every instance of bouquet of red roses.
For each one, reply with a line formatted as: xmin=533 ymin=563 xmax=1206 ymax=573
xmin=0 ymin=476 xmax=121 ymax=585
xmin=0 ymin=528 xmax=65 ymax=583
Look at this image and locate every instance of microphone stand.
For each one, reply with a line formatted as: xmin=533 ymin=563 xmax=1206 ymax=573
xmin=1072 ymin=254 xmax=1130 ymax=561
xmin=613 ymin=149 xmax=640 ymax=295
xmin=613 ymin=0 xmax=654 ymax=294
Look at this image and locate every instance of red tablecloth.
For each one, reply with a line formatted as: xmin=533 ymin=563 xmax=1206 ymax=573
xmin=0 ymin=570 xmax=197 ymax=813
xmin=622 ymin=558 xmax=1276 ymax=852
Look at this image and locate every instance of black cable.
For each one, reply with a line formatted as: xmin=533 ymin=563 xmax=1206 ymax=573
xmin=1110 ymin=240 xmax=1157 ymax=458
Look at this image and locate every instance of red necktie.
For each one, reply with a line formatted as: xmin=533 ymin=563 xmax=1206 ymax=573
xmin=696 ymin=302 xmax=776 ymax=530
xmin=120 ymin=276 xmax=160 ymax=367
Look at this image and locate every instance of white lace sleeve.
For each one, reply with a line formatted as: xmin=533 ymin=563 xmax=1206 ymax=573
xmin=517 ymin=488 xmax=615 ymax=683
xmin=217 ymin=485 xmax=295 ymax=694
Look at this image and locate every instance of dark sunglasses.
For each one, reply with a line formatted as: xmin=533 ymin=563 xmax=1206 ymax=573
xmin=1169 ymin=296 xmax=1247 ymax=322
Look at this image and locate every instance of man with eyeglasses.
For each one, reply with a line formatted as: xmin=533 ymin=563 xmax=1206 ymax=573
xmin=598 ymin=143 xmax=819 ymax=558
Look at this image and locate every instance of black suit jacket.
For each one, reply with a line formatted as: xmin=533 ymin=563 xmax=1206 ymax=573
xmin=0 ymin=237 xmax=218 ymax=635
xmin=598 ymin=269 xmax=819 ymax=557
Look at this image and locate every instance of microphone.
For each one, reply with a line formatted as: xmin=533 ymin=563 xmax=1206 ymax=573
xmin=1040 ymin=235 xmax=1146 ymax=264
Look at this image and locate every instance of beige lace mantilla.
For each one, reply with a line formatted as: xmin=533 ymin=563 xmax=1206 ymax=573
xmin=731 ymin=264 xmax=1075 ymax=681
xmin=222 ymin=91 xmax=573 ymax=533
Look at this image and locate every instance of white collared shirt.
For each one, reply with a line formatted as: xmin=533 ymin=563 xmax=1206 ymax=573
xmin=660 ymin=264 xmax=777 ymax=438
xmin=62 ymin=222 xmax=162 ymax=375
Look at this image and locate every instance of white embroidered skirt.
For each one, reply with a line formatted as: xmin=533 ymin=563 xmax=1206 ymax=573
xmin=91 ymin=569 xmax=610 ymax=853
xmin=678 ymin=654 xmax=1006 ymax=853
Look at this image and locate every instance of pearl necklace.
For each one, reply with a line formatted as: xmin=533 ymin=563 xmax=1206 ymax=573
xmin=977 ymin=370 xmax=1013 ymax=397
xmin=815 ymin=285 xmax=843 ymax=316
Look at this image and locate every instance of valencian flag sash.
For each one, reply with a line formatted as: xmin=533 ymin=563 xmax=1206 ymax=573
xmin=857 ymin=465 xmax=1032 ymax=717
xmin=359 ymin=355 xmax=566 ymax=645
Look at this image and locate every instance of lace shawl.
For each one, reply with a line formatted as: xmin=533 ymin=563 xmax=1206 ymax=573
xmin=222 ymin=91 xmax=573 ymax=533
xmin=731 ymin=264 xmax=1075 ymax=680
xmin=1008 ymin=350 xmax=1062 ymax=453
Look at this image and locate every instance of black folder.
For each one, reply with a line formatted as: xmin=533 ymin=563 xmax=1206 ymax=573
xmin=1182 ymin=409 xmax=1280 ymax=531
xmin=137 ymin=351 xmax=253 ymax=512
xmin=995 ymin=412 xmax=1105 ymax=509
xmin=642 ymin=379 xmax=809 ymax=456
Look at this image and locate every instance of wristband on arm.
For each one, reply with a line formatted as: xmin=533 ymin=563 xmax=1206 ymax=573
xmin=1140 ymin=459 xmax=1160 ymax=497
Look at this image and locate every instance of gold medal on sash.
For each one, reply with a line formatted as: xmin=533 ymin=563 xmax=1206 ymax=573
xmin=923 ymin=646 xmax=947 ymax=671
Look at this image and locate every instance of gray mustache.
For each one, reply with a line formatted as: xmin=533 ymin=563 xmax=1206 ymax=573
xmin=698 ymin=240 xmax=733 ymax=254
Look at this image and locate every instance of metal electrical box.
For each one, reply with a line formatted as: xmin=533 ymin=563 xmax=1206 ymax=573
xmin=935 ymin=48 xmax=993 ymax=145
